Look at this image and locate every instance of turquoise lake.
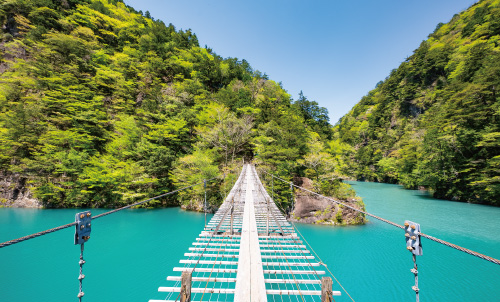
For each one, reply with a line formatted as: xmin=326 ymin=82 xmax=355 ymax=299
xmin=1 ymin=181 xmax=499 ymax=301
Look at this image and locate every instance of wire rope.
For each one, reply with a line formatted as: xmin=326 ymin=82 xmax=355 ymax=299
xmin=255 ymin=173 xmax=322 ymax=301
xmin=252 ymin=167 xmax=305 ymax=302
xmin=260 ymin=170 xmax=354 ymax=302
xmin=0 ymin=177 xmax=220 ymax=249
xmin=263 ymin=171 xmax=500 ymax=266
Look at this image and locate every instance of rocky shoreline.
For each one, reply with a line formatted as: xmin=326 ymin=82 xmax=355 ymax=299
xmin=0 ymin=174 xmax=367 ymax=227
xmin=0 ymin=173 xmax=42 ymax=208
xmin=290 ymin=177 xmax=366 ymax=226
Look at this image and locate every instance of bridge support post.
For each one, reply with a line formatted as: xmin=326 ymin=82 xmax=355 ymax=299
xmin=75 ymin=211 xmax=91 ymax=301
xmin=321 ymin=277 xmax=333 ymax=302
xmin=180 ymin=271 xmax=192 ymax=302
xmin=404 ymin=220 xmax=422 ymax=302
xmin=413 ymin=254 xmax=419 ymax=302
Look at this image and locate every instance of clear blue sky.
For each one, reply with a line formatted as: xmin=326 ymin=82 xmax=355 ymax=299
xmin=123 ymin=0 xmax=477 ymax=124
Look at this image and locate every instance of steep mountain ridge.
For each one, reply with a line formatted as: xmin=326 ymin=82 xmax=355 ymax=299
xmin=0 ymin=0 xmax=363 ymax=222
xmin=333 ymin=0 xmax=500 ymax=205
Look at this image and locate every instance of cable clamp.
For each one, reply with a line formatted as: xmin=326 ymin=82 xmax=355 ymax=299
xmin=412 ymin=286 xmax=419 ymax=293
xmin=78 ymin=274 xmax=85 ymax=280
xmin=77 ymin=292 xmax=84 ymax=298
xmin=411 ymin=268 xmax=418 ymax=274
xmin=79 ymin=260 xmax=86 ymax=265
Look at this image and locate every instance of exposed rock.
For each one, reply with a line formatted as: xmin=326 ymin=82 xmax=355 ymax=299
xmin=180 ymin=199 xmax=217 ymax=213
xmin=290 ymin=177 xmax=366 ymax=226
xmin=180 ymin=201 xmax=203 ymax=212
xmin=0 ymin=173 xmax=42 ymax=208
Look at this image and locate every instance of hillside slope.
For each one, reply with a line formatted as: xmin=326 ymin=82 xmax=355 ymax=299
xmin=333 ymin=0 xmax=500 ymax=205
xmin=0 ymin=0 xmax=364 ymax=221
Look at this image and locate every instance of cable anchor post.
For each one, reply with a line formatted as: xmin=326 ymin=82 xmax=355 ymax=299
xmin=321 ymin=276 xmax=333 ymax=302
xmin=75 ymin=211 xmax=92 ymax=301
xmin=180 ymin=271 xmax=192 ymax=302
xmin=404 ymin=220 xmax=422 ymax=302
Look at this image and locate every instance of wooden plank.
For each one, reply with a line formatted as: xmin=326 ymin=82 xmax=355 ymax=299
xmin=258 ymin=240 xmax=303 ymax=243
xmin=179 ymin=260 xmax=238 ymax=265
xmin=266 ymin=289 xmax=341 ymax=296
xmin=256 ymin=235 xmax=299 ymax=239
xmin=261 ymin=255 xmax=314 ymax=259
xmin=234 ymin=165 xmax=267 ymax=302
xmin=188 ymin=247 xmax=309 ymax=253
xmin=180 ymin=271 xmax=191 ymax=302
xmin=184 ymin=253 xmax=239 ymax=258
xmin=150 ymin=300 xmax=227 ymax=302
xmin=259 ymin=249 xmax=311 ymax=254
xmin=261 ymin=262 xmax=320 ymax=267
xmin=167 ymin=276 xmax=237 ymax=282
xmin=195 ymin=238 xmax=241 ymax=242
xmin=263 ymin=270 xmax=325 ymax=275
xmin=184 ymin=253 xmax=314 ymax=259
xmin=322 ymin=277 xmax=334 ymax=302
xmin=249 ymin=184 xmax=267 ymax=301
xmin=188 ymin=247 xmax=240 ymax=252
xmin=150 ymin=164 xmax=339 ymax=302
xmin=259 ymin=244 xmax=306 ymax=248
xmin=192 ymin=243 xmax=240 ymax=247
xmin=264 ymin=279 xmax=321 ymax=284
xmin=198 ymin=233 xmax=242 ymax=238
xmin=173 ymin=267 xmax=238 ymax=273
xmin=158 ymin=287 xmax=235 ymax=294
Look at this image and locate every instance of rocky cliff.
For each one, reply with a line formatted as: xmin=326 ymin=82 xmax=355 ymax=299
xmin=0 ymin=173 xmax=41 ymax=208
xmin=291 ymin=177 xmax=366 ymax=225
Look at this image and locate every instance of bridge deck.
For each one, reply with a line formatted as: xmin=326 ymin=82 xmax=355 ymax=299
xmin=149 ymin=164 xmax=340 ymax=302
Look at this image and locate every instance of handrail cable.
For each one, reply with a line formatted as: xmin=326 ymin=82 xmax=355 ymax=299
xmin=278 ymin=203 xmax=344 ymax=302
xmin=173 ymin=167 xmax=247 ymax=302
xmin=252 ymin=168 xmax=314 ymax=302
xmin=260 ymin=182 xmax=348 ymax=302
xmin=261 ymin=173 xmax=351 ymax=301
xmin=190 ymin=165 xmax=246 ymax=273
xmin=0 ymin=177 xmax=220 ymax=249
xmin=253 ymin=170 xmax=305 ymax=302
xmin=263 ymin=171 xmax=500 ymax=266
xmin=285 ymin=209 xmax=353 ymax=302
xmin=199 ymin=232 xmax=227 ymax=301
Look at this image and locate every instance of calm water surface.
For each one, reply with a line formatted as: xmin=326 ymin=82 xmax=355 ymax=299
xmin=1 ymin=181 xmax=499 ymax=301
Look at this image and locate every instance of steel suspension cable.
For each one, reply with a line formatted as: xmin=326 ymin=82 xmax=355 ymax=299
xmin=286 ymin=213 xmax=354 ymax=302
xmin=200 ymin=232 xmax=227 ymax=300
xmin=270 ymin=194 xmax=348 ymax=302
xmin=263 ymin=171 xmax=500 ymax=266
xmin=252 ymin=169 xmax=306 ymax=302
xmin=191 ymin=167 xmax=246 ymax=273
xmin=0 ymin=177 xmax=220 ymax=249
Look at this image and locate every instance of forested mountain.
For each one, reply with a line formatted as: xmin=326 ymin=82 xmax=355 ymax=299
xmin=333 ymin=0 xmax=500 ymax=205
xmin=0 ymin=0 xmax=358 ymax=214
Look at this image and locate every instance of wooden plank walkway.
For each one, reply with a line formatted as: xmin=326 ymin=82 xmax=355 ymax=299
xmin=149 ymin=164 xmax=341 ymax=302
xmin=234 ymin=166 xmax=267 ymax=302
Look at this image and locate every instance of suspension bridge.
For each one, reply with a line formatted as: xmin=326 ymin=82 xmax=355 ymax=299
xmin=1 ymin=163 xmax=499 ymax=302
xmin=149 ymin=164 xmax=338 ymax=302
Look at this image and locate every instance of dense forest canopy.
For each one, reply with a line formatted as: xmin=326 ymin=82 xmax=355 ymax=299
xmin=332 ymin=0 xmax=500 ymax=205
xmin=0 ymin=0 xmax=354 ymax=210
